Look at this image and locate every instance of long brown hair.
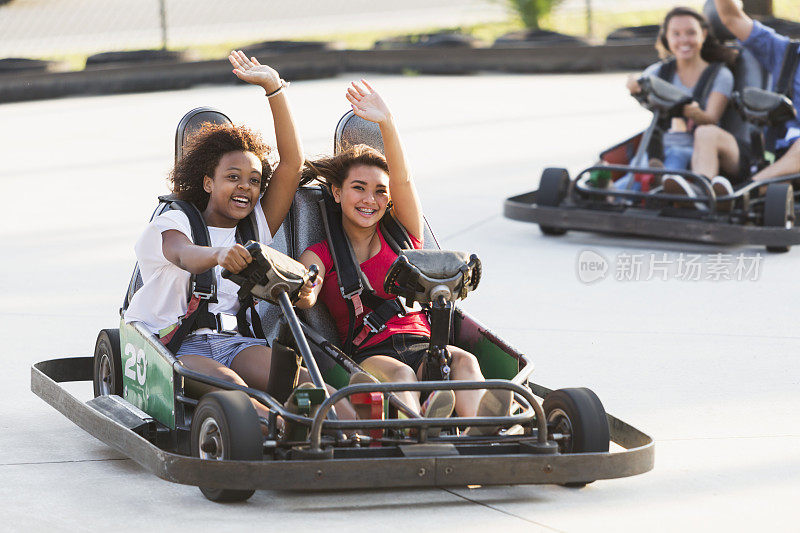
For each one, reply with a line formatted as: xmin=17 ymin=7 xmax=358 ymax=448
xmin=170 ymin=123 xmax=272 ymax=211
xmin=658 ymin=6 xmax=737 ymax=66
xmin=301 ymin=143 xmax=389 ymax=189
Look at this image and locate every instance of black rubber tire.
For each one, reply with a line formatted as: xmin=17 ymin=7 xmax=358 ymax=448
xmin=537 ymin=167 xmax=570 ymax=236
xmin=93 ymin=329 xmax=122 ymax=397
xmin=544 ymin=387 xmax=610 ymax=488
xmin=763 ymin=183 xmax=794 ymax=253
xmin=190 ymin=391 xmax=263 ymax=502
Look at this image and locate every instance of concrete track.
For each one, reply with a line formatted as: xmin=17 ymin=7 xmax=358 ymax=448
xmin=1 ymin=72 xmax=798 ymax=531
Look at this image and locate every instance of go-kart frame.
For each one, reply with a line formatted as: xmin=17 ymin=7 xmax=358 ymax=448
xmin=30 ymin=107 xmax=654 ymax=500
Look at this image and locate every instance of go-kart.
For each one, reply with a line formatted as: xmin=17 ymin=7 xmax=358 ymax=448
xmin=504 ymin=54 xmax=800 ymax=253
xmin=31 ymin=107 xmax=653 ymax=502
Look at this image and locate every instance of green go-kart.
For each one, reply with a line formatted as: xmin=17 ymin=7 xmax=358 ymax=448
xmin=32 ymin=107 xmax=653 ymax=502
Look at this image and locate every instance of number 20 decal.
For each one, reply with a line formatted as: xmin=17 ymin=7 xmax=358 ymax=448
xmin=124 ymin=343 xmax=147 ymax=386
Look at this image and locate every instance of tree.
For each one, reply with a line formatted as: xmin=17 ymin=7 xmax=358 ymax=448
xmin=504 ymin=0 xmax=565 ymax=30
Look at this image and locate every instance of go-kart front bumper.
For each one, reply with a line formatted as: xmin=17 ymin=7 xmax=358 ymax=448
xmin=31 ymin=356 xmax=654 ymax=491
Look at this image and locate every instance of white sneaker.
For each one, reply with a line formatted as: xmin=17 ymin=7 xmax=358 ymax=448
xmin=420 ymin=389 xmax=456 ymax=438
xmin=711 ymin=176 xmax=734 ymax=212
xmin=662 ymin=174 xmax=708 ymax=211
xmin=464 ymin=389 xmax=513 ymax=436
xmin=420 ymin=390 xmax=456 ymax=419
xmin=711 ymin=176 xmax=734 ymax=196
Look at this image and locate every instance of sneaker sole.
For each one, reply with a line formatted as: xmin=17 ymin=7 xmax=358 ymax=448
xmin=422 ymin=390 xmax=456 ymax=419
xmin=465 ymin=389 xmax=513 ymax=436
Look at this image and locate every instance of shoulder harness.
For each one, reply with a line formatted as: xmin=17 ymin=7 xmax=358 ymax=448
xmin=657 ymin=58 xmax=724 ymax=110
xmin=318 ymin=186 xmax=414 ymax=355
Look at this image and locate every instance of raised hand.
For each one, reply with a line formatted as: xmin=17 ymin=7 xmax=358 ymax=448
xmin=346 ymin=80 xmax=391 ymax=124
xmin=229 ymin=50 xmax=282 ymax=93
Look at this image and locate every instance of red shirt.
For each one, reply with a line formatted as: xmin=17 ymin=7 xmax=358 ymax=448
xmin=306 ymin=231 xmax=431 ymax=349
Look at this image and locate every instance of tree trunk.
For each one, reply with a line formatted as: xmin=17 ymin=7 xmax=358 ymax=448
xmin=742 ymin=0 xmax=773 ymax=17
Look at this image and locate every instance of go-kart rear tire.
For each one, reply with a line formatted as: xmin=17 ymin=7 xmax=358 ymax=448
xmin=763 ymin=183 xmax=794 ymax=253
xmin=93 ymin=329 xmax=122 ymax=397
xmin=191 ymin=390 xmax=263 ymax=502
xmin=544 ymin=387 xmax=610 ymax=488
xmin=537 ymin=168 xmax=570 ymax=236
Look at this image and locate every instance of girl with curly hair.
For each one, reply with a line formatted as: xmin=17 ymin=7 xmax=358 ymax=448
xmin=124 ymin=51 xmax=306 ymax=418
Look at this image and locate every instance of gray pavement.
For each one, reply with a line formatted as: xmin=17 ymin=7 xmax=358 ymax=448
xmin=1 ymin=72 xmax=799 ymax=531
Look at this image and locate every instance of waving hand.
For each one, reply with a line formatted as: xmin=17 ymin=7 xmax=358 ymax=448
xmin=346 ymin=80 xmax=391 ymax=125
xmin=229 ymin=50 xmax=282 ymax=93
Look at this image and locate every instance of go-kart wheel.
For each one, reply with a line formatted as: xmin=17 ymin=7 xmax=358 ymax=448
xmin=93 ymin=329 xmax=122 ymax=397
xmin=537 ymin=168 xmax=569 ymax=236
xmin=191 ymin=390 xmax=263 ymax=502
xmin=543 ymin=387 xmax=610 ymax=488
xmin=763 ymin=183 xmax=794 ymax=253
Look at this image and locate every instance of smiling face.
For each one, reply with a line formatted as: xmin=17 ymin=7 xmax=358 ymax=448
xmin=202 ymin=150 xmax=262 ymax=227
xmin=332 ymin=164 xmax=390 ymax=230
xmin=665 ymin=14 xmax=706 ymax=62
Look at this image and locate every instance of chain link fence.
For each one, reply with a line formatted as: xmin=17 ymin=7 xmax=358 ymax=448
xmin=0 ymin=0 xmax=792 ymax=62
xmin=0 ymin=0 xmax=509 ymax=59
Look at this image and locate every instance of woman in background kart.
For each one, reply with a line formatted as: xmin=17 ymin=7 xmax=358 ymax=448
xmin=620 ymin=7 xmax=744 ymax=203
xmin=296 ymin=81 xmax=510 ymax=434
xmin=124 ymin=51 xmax=353 ymax=421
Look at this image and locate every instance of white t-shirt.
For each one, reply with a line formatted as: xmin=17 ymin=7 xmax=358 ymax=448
xmin=124 ymin=201 xmax=272 ymax=334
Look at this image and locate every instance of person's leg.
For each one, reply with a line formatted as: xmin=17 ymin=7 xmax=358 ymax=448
xmin=444 ymin=347 xmax=485 ymax=417
xmin=691 ymin=125 xmax=741 ymax=178
xmin=178 ymin=353 xmax=271 ymax=419
xmin=295 ymin=367 xmax=357 ymax=420
xmin=360 ymin=355 xmax=422 ymax=414
xmin=229 ymin=345 xmax=271 ymax=391
xmin=751 ymin=139 xmax=800 ymax=181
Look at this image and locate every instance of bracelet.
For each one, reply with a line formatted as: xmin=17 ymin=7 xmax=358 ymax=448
xmin=265 ymin=79 xmax=289 ymax=98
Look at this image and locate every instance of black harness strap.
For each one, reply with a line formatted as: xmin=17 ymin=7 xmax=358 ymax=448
xmin=233 ymin=211 xmax=265 ymax=340
xmin=766 ymin=41 xmax=800 ymax=153
xmin=163 ymin=200 xmax=216 ymax=353
xmin=657 ymin=59 xmax=723 ymax=107
xmin=776 ymin=41 xmax=800 ymax=99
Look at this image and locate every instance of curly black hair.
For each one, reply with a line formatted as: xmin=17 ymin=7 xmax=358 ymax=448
xmin=170 ymin=123 xmax=273 ymax=211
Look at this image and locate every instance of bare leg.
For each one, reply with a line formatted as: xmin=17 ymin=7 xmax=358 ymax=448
xmin=178 ymin=354 xmax=271 ymax=419
xmin=361 ymin=355 xmax=421 ymax=414
xmin=439 ymin=347 xmax=485 ymax=417
xmin=229 ymin=345 xmax=272 ymax=391
xmin=691 ymin=125 xmax=741 ymax=178
xmin=752 ymin=139 xmax=800 ymax=181
xmin=295 ymin=367 xmax=357 ymax=420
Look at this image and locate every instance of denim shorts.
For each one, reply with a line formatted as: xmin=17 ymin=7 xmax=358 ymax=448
xmin=663 ymin=144 xmax=694 ymax=171
xmin=353 ymin=334 xmax=430 ymax=372
xmin=175 ymin=333 xmax=268 ymax=368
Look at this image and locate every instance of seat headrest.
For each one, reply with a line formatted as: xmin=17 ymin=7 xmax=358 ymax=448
xmin=703 ymin=0 xmax=736 ymax=43
xmin=333 ymin=110 xmax=384 ymax=155
xmin=175 ymin=107 xmax=233 ymax=163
